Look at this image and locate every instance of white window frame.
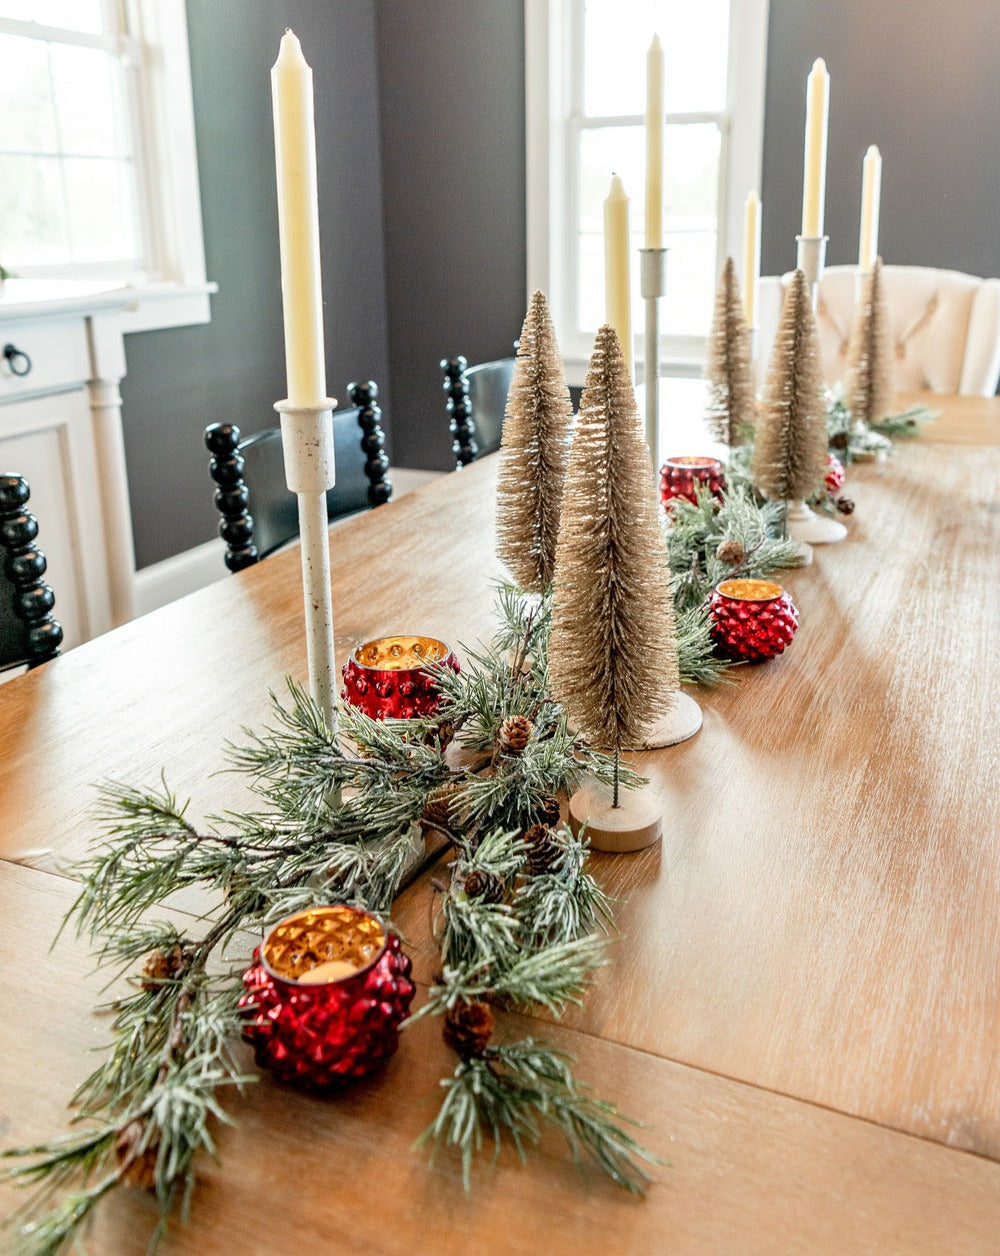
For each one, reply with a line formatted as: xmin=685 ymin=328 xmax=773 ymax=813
xmin=0 ymin=0 xmax=213 ymax=331
xmin=526 ymin=0 xmax=768 ymax=383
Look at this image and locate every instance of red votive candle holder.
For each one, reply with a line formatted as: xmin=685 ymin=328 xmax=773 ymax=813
xmin=659 ymin=456 xmax=726 ymax=508
xmin=239 ymin=905 xmax=415 ymax=1089
xmin=340 ymin=634 xmax=459 ymax=719
xmin=709 ymin=578 xmax=799 ymax=663
xmin=825 ymin=453 xmax=846 ymax=493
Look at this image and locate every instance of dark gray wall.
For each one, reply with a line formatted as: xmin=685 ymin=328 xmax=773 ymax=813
xmin=122 ymin=0 xmax=388 ymax=569
xmin=761 ymin=0 xmax=1000 ymax=278
xmin=375 ymin=0 xmax=527 ymax=471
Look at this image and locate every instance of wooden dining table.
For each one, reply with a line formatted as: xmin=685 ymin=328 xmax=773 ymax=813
xmin=0 ymin=393 xmax=998 ymax=1254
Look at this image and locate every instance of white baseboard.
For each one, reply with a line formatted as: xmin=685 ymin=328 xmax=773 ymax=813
xmin=134 ymin=537 xmax=225 ymax=616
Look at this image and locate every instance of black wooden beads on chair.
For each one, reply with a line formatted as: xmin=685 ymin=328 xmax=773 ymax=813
xmin=0 ymin=474 xmax=63 ymax=671
xmin=205 ymin=381 xmax=392 ymax=574
xmin=440 ymin=355 xmax=516 ymax=469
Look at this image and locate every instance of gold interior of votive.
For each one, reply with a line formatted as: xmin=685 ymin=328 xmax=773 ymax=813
xmin=718 ymin=578 xmax=784 ymax=602
xmin=665 ymin=455 xmax=723 ymax=469
xmin=261 ymin=906 xmax=386 ymax=985
xmin=352 ymin=635 xmax=450 ymax=671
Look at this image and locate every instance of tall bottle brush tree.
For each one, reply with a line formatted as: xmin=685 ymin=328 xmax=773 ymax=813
xmin=496 ymin=290 xmax=574 ymax=593
xmin=846 ymin=257 xmax=895 ymax=425
xmin=705 ymin=257 xmax=755 ymax=447
xmin=548 ymin=324 xmax=679 ymax=849
xmin=751 ymin=268 xmax=828 ymax=508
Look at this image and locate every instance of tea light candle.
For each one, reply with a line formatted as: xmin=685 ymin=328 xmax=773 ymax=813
xmin=709 ymin=578 xmax=799 ymax=662
xmin=298 ymin=959 xmax=359 ymax=984
xmin=659 ymin=456 xmax=726 ymax=508
xmin=341 ymin=635 xmax=459 ymax=720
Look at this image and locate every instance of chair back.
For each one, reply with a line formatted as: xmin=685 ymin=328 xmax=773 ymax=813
xmin=0 ymin=473 xmax=63 ymax=672
xmin=441 ymin=355 xmax=516 ymax=467
xmin=205 ymin=381 xmax=392 ymax=573
xmin=757 ymin=265 xmax=1000 ymax=397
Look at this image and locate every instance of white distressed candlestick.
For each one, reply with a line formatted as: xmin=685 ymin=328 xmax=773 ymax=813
xmin=639 ymin=246 xmax=667 ymax=469
xmin=275 ymin=398 xmax=340 ymax=726
xmin=795 ymin=233 xmax=828 ymax=313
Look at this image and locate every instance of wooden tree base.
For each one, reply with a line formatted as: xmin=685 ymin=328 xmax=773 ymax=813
xmin=631 ymin=690 xmax=702 ymax=749
xmin=568 ymin=781 xmax=662 ymax=853
xmin=786 ymin=501 xmax=846 ymax=545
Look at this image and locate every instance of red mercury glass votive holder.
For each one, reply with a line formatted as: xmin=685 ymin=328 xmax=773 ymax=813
xmin=340 ymin=634 xmax=459 ymax=719
xmin=709 ymin=578 xmax=799 ymax=663
xmin=659 ymin=456 xmax=727 ymax=508
xmin=825 ymin=453 xmax=846 ymax=493
xmin=239 ymin=905 xmax=415 ymax=1089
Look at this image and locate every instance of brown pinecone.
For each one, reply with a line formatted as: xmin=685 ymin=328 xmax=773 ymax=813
xmin=140 ymin=944 xmax=190 ymax=991
xmin=462 ymin=867 xmax=504 ymax=903
xmin=115 ymin=1120 xmax=159 ymax=1191
xmin=835 ymin=496 xmax=855 ymax=515
xmin=498 ymin=714 xmax=533 ymax=755
xmin=830 ymin=430 xmax=849 ymax=451
xmin=442 ymin=999 xmax=494 ymax=1058
xmin=538 ymin=796 xmax=562 ymax=828
xmin=422 ymin=719 xmax=455 ymax=750
xmin=422 ymin=782 xmax=462 ymax=829
xmin=522 ymin=823 xmax=563 ymax=875
xmin=715 ymin=538 xmax=747 ymax=566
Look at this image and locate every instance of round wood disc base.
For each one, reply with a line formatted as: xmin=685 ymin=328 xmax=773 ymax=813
xmin=630 ymin=690 xmax=703 ymax=749
xmin=786 ymin=503 xmax=847 ymax=545
xmin=568 ymin=782 xmax=662 ymax=853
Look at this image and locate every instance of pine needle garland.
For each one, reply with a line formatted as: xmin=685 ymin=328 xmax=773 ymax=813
xmin=549 ymin=324 xmax=680 ymax=750
xmin=846 ymin=258 xmax=895 ymax=424
xmin=705 ymin=257 xmax=755 ymax=446
xmin=496 ymin=290 xmax=574 ymax=592
xmin=752 ymin=269 xmax=828 ymax=504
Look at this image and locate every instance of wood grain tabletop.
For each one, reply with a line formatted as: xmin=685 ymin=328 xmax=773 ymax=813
xmin=0 ymin=392 xmax=997 ymax=1253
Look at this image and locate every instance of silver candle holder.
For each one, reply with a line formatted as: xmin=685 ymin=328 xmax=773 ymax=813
xmin=276 ymin=396 xmax=339 ymax=733
xmin=795 ymin=233 xmax=828 ymax=313
xmin=639 ymin=246 xmax=667 ymax=469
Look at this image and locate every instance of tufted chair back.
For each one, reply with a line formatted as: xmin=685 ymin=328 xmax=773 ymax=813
xmin=757 ymin=265 xmax=1000 ymax=397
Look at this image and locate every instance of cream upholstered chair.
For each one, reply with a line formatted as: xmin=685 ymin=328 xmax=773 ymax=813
xmin=757 ymin=265 xmax=1000 ymax=397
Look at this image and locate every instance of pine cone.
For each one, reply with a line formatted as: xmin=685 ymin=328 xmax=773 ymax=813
xmin=115 ymin=1120 xmax=159 ymax=1191
xmin=140 ymin=944 xmax=190 ymax=991
xmin=498 ymin=714 xmax=533 ymax=755
xmin=422 ymin=782 xmax=462 ymax=829
xmin=830 ymin=430 xmax=849 ymax=451
xmin=422 ymin=719 xmax=455 ymax=750
xmin=835 ymin=496 xmax=855 ymax=515
xmin=538 ymin=796 xmax=562 ymax=827
xmin=715 ymin=538 xmax=747 ymax=566
xmin=522 ymin=823 xmax=563 ymax=875
xmin=462 ymin=868 xmax=504 ymax=903
xmin=442 ymin=999 xmax=495 ymax=1058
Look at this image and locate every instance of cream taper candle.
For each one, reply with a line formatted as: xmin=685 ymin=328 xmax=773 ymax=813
xmin=801 ymin=57 xmax=830 ymax=238
xmin=604 ymin=174 xmax=633 ymax=375
xmin=743 ymin=191 xmax=761 ymax=326
xmin=271 ymin=30 xmax=327 ymax=408
xmin=644 ymin=35 xmax=664 ymax=249
xmin=858 ymin=144 xmax=882 ymax=271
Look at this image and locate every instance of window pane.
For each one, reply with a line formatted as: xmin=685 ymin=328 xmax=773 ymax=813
xmin=584 ymin=0 xmax=730 ymax=117
xmin=0 ymin=1 xmax=106 ymax=34
xmin=0 ymin=33 xmax=58 ymax=154
xmin=63 ymin=157 xmax=139 ymax=263
xmin=663 ymin=231 xmax=716 ymax=336
xmin=0 ymin=153 xmax=70 ymax=265
xmin=50 ymin=42 xmax=128 ymax=157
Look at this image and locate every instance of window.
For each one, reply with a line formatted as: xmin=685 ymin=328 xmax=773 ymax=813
xmin=526 ymin=0 xmax=768 ymax=379
xmin=0 ymin=0 xmax=210 ymax=324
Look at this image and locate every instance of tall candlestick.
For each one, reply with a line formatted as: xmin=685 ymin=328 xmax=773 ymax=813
xmin=604 ymin=173 xmax=633 ymax=376
xmin=801 ymin=57 xmax=830 ymax=238
xmin=742 ymin=191 xmax=761 ymax=327
xmin=272 ymin=30 xmax=327 ymax=408
xmin=858 ymin=144 xmax=882 ymax=272
xmin=644 ymin=35 xmax=664 ymax=249
xmin=271 ymin=31 xmax=338 ymax=732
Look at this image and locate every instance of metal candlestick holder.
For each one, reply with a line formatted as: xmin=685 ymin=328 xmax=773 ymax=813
xmin=639 ymin=247 xmax=667 ymax=469
xmin=276 ymin=396 xmax=339 ymax=732
xmin=747 ymin=325 xmax=760 ymax=394
xmin=795 ymin=234 xmax=828 ymax=313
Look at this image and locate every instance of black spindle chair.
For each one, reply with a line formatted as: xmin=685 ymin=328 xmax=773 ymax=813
xmin=441 ymin=355 xmax=516 ymax=468
xmin=0 ymin=473 xmax=63 ymax=674
xmin=205 ymin=380 xmax=392 ymax=573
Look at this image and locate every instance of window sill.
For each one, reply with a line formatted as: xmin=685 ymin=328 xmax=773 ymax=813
xmin=0 ymin=278 xmax=217 ymax=332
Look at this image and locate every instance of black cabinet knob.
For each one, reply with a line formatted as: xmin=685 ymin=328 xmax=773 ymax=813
xmin=3 ymin=343 xmax=32 ymax=377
